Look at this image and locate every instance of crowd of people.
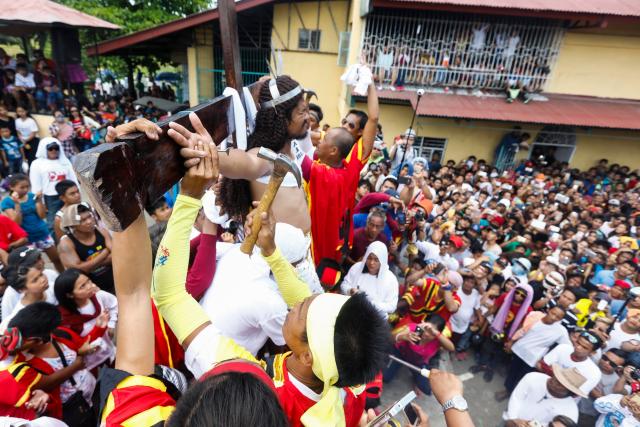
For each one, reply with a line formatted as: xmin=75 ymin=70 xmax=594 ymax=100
xmin=0 ymin=66 xmax=637 ymax=427
xmin=363 ymin=21 xmax=553 ymax=103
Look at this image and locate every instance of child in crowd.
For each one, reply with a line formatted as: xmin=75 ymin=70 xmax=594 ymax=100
xmin=53 ymin=180 xmax=82 ymax=241
xmin=0 ymin=125 xmax=25 ymax=175
xmin=146 ymin=198 xmax=173 ymax=224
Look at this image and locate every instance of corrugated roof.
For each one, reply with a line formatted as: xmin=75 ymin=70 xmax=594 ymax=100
xmin=376 ymin=90 xmax=640 ymax=130
xmin=376 ymin=0 xmax=640 ymax=18
xmin=87 ymin=0 xmax=274 ymax=56
xmin=0 ymin=0 xmax=119 ymax=30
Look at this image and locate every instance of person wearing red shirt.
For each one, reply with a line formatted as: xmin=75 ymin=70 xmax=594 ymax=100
xmin=0 ymin=214 xmax=28 ymax=261
xmin=302 ymin=83 xmax=379 ymax=266
xmin=395 ymin=264 xmax=461 ymax=327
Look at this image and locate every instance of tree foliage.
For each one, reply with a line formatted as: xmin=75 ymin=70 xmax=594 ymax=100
xmin=57 ymin=0 xmax=211 ymax=79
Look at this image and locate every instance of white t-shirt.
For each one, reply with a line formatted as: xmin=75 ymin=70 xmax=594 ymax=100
xmin=0 ymin=288 xmax=57 ymax=333
xmin=76 ymin=290 xmax=118 ymax=369
xmin=579 ymin=371 xmax=621 ymax=416
xmin=29 ymin=158 xmax=78 ymax=196
xmin=606 ymin=322 xmax=640 ymax=352
xmin=450 ymin=289 xmax=480 ymax=334
xmin=14 ymin=117 xmax=38 ymax=139
xmin=2 ymin=269 xmax=58 ymax=320
xmin=512 ymin=320 xmax=571 ymax=367
xmin=41 ymin=343 xmax=96 ymax=404
xmin=199 ymin=247 xmax=287 ymax=356
xmin=504 ymin=372 xmax=578 ymax=423
xmin=595 ymin=394 xmax=640 ymax=427
xmin=543 ymin=343 xmax=602 ymax=395
xmin=14 ymin=73 xmax=35 ymax=88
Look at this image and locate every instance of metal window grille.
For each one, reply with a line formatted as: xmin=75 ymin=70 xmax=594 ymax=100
xmin=338 ymin=31 xmax=351 ymax=66
xmin=362 ymin=10 xmax=565 ymax=91
xmin=415 ymin=136 xmax=447 ymax=161
xmin=299 ymin=29 xmax=321 ymax=51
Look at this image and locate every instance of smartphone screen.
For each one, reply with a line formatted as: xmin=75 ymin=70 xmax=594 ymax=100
xmin=404 ymin=403 xmax=419 ymax=425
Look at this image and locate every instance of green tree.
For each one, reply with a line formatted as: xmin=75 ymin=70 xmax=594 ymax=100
xmin=57 ymin=0 xmax=211 ymax=85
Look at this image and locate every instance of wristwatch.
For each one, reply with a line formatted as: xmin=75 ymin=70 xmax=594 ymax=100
xmin=442 ymin=395 xmax=468 ymax=412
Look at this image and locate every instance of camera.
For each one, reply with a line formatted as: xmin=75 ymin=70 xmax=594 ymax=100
xmin=414 ymin=326 xmax=424 ymax=338
xmin=414 ymin=211 xmax=425 ymax=222
xmin=396 ymin=211 xmax=407 ymax=225
xmin=630 ymin=367 xmax=640 ymax=381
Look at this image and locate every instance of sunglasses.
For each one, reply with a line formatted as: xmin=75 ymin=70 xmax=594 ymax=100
xmin=580 ymin=331 xmax=600 ymax=346
xmin=341 ymin=118 xmax=356 ymax=130
xmin=601 ymin=354 xmax=622 ymax=371
xmin=47 ymin=146 xmax=60 ymax=152
xmin=514 ymin=290 xmax=527 ymax=297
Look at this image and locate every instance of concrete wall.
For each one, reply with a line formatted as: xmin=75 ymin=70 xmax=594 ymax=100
xmin=547 ymin=25 xmax=640 ymax=100
xmin=271 ymin=0 xmax=350 ymax=126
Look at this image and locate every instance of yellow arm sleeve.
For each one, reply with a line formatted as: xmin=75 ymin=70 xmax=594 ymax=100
xmin=262 ymin=248 xmax=312 ymax=308
xmin=151 ymin=194 xmax=210 ymax=344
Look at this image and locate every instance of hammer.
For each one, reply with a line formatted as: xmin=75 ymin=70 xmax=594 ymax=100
xmin=240 ymin=147 xmax=302 ymax=254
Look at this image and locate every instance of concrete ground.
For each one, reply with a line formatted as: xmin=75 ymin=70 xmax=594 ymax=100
xmin=381 ymin=351 xmax=508 ymax=427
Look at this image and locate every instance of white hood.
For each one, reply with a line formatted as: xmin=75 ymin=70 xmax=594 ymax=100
xmin=361 ymin=241 xmax=389 ymax=276
xmin=35 ymin=137 xmax=72 ymax=165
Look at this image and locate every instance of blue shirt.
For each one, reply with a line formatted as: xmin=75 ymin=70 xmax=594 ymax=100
xmin=1 ymin=136 xmax=22 ymax=160
xmin=0 ymin=193 xmax=50 ymax=242
xmin=590 ymin=269 xmax=616 ymax=287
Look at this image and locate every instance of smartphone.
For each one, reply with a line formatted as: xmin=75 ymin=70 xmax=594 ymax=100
xmin=399 ymin=176 xmax=411 ymax=185
xmin=367 ymin=391 xmax=417 ymax=427
xmin=432 ymin=263 xmax=446 ymax=276
xmin=404 ymin=403 xmax=419 ymax=426
xmin=597 ymin=300 xmax=608 ymax=311
xmin=516 ymin=236 xmax=527 ymax=243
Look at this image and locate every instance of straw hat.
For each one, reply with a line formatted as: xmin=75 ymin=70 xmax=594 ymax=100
xmin=552 ymin=364 xmax=588 ymax=398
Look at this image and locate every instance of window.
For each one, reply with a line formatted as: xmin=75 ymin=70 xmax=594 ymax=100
xmin=337 ymin=31 xmax=351 ymax=66
xmin=415 ymin=136 xmax=447 ymax=161
xmin=299 ymin=29 xmax=321 ymax=51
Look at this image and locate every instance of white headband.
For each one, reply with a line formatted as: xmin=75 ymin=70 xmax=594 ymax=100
xmin=261 ymin=79 xmax=303 ymax=110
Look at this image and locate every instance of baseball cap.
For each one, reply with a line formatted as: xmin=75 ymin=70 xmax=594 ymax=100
xmin=384 ymin=189 xmax=400 ymax=199
xmin=60 ymin=202 xmax=91 ymax=230
xmin=543 ymin=271 xmax=565 ymax=289
xmin=609 ymin=199 xmax=621 ymax=206
xmin=514 ymin=257 xmax=532 ymax=271
xmin=373 ymin=139 xmax=384 ymax=150
xmin=614 ymin=279 xmax=631 ymax=290
xmin=449 ymin=235 xmax=463 ymax=249
xmin=404 ymin=128 xmax=416 ymax=137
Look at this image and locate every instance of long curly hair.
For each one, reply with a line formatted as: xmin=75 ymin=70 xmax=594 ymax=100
xmin=220 ymin=75 xmax=303 ymax=219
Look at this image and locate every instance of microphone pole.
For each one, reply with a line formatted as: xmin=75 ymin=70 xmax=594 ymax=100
xmin=398 ymin=89 xmax=425 ymax=169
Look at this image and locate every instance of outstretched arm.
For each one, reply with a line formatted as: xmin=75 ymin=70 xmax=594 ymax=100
xmin=112 ymin=213 xmax=154 ymax=375
xmin=153 ymin=115 xmax=218 ymax=351
xmin=361 ymin=83 xmax=379 ymax=160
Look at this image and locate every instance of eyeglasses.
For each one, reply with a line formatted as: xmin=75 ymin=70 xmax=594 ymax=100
xmin=601 ymin=354 xmax=622 ymax=371
xmin=341 ymin=118 xmax=356 ymax=130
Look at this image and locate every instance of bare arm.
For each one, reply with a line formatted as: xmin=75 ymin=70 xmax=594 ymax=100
xmin=34 ymin=195 xmax=46 ymax=219
xmin=443 ymin=290 xmax=460 ymax=313
xmin=36 ymin=357 xmax=85 ymax=392
xmin=58 ymin=236 xmax=109 ymax=272
xmin=217 ymin=148 xmax=272 ymax=180
xmin=112 ymin=213 xmax=154 ymax=375
xmin=360 ymin=84 xmax=379 ymax=160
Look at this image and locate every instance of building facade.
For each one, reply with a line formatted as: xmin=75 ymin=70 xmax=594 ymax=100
xmin=90 ymin=0 xmax=640 ymax=170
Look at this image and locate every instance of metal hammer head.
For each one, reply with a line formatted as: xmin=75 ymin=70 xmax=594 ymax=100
xmin=257 ymin=147 xmax=302 ymax=187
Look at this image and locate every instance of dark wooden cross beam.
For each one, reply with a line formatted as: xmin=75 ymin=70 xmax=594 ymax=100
xmin=73 ymin=0 xmax=248 ymax=231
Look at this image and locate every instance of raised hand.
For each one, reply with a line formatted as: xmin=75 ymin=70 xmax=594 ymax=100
xmin=180 ymin=133 xmax=218 ymax=199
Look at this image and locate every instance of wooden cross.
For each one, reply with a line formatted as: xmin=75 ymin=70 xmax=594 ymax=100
xmin=73 ymin=0 xmax=248 ymax=231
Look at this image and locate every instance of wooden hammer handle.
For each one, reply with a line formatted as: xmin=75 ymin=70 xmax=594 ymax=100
xmin=240 ymin=174 xmax=286 ymax=254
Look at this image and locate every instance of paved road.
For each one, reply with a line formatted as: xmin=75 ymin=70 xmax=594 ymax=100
xmin=381 ymin=352 xmax=508 ymax=427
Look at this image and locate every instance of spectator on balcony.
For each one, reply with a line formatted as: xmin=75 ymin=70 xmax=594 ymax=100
xmin=416 ymin=49 xmax=436 ymax=85
xmin=503 ymin=30 xmax=520 ymax=70
xmin=392 ymin=47 xmax=411 ymax=90
xmin=434 ymin=51 xmax=450 ymax=87
xmin=376 ymin=45 xmax=394 ymax=88
xmin=470 ymin=23 xmax=490 ymax=63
